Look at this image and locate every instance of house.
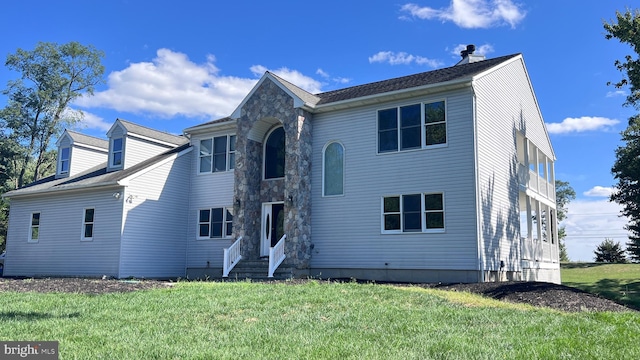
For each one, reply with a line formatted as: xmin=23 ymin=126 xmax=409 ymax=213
xmin=2 ymin=48 xmax=560 ymax=283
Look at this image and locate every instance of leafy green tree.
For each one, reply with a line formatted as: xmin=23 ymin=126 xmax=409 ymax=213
xmin=606 ymin=9 xmax=640 ymax=262
xmin=555 ymin=180 xmax=576 ymax=262
xmin=594 ymin=238 xmax=627 ymax=263
xmin=0 ymin=41 xmax=105 ymax=188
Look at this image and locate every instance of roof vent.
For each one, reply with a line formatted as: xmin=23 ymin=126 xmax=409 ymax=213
xmin=460 ymin=44 xmax=476 ymax=59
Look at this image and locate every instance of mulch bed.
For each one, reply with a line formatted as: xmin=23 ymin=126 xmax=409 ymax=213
xmin=0 ymin=277 xmax=634 ymax=312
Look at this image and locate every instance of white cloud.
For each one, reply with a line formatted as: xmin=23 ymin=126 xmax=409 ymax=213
xmin=77 ymin=111 xmax=112 ymax=132
xmin=450 ymin=43 xmax=494 ymax=57
xmin=316 ymin=68 xmax=351 ymax=86
xmin=545 ymin=116 xmax=619 ymax=134
xmin=74 ymin=49 xmax=260 ymax=119
xmin=400 ymin=0 xmax=526 ymax=29
xmin=250 ymin=65 xmax=323 ymax=94
xmin=606 ymin=90 xmax=626 ymax=98
xmin=562 ymin=199 xmax=629 ymax=262
xmin=583 ymin=186 xmax=615 ymax=197
xmin=316 ymin=68 xmax=329 ymax=78
xmin=368 ymin=51 xmax=443 ymax=68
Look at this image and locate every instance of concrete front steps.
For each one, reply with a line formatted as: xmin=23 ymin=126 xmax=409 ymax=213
xmin=225 ymin=259 xmax=294 ymax=281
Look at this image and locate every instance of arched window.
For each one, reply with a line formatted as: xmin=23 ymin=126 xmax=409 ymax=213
xmin=323 ymin=141 xmax=344 ymax=196
xmin=264 ymin=126 xmax=285 ymax=179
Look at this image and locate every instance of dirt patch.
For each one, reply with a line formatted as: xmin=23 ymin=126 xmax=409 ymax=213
xmin=431 ymin=281 xmax=634 ymax=312
xmin=0 ymin=278 xmax=173 ymax=295
xmin=0 ymin=277 xmax=634 ymax=312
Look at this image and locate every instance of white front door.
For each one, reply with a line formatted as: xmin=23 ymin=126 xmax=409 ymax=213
xmin=261 ymin=202 xmax=285 ymax=257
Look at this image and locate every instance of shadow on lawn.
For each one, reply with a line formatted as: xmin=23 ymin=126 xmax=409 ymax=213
xmin=564 ymin=278 xmax=640 ymax=310
xmin=0 ymin=311 xmax=81 ymax=321
xmin=561 ymin=262 xmax=610 ymax=269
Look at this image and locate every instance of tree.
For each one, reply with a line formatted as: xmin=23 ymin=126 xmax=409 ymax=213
xmin=606 ymin=9 xmax=640 ymax=262
xmin=594 ymin=238 xmax=627 ymax=263
xmin=555 ymin=180 xmax=576 ymax=262
xmin=0 ymin=41 xmax=105 ymax=188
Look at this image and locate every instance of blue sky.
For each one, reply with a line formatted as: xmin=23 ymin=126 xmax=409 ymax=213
xmin=0 ymin=0 xmax=636 ymax=261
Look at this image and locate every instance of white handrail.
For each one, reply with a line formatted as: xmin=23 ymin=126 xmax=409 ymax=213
xmin=268 ymin=234 xmax=286 ymax=278
xmin=223 ymin=236 xmax=243 ymax=277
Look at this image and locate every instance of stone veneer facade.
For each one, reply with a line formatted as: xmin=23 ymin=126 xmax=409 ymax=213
xmin=233 ymin=78 xmax=313 ymax=275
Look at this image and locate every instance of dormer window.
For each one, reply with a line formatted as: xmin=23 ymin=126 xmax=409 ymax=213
xmin=111 ymin=138 xmax=123 ymax=167
xmin=59 ymin=147 xmax=70 ymax=174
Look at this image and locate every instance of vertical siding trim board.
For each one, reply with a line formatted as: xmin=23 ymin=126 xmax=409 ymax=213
xmin=471 ymin=89 xmax=484 ymax=281
xmin=116 ymin=186 xmax=127 ymax=278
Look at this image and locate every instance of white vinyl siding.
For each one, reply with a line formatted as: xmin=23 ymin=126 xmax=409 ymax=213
xmin=69 ymin=145 xmax=108 ymax=176
xmin=4 ymin=189 xmax=123 ymax=277
xmin=311 ymin=88 xmax=479 ymax=272
xmin=124 ymin=135 xmax=176 ymax=170
xmin=118 ymin=150 xmax=191 ymax=278
xmin=473 ymin=56 xmax=557 ymax=274
xmin=187 ymin=132 xmax=235 ymax=270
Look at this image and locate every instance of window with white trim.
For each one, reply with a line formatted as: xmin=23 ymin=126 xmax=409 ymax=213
xmin=323 ymin=141 xmax=344 ymax=196
xmin=198 ymin=207 xmax=233 ymax=239
xmin=29 ymin=212 xmax=40 ymax=242
xmin=82 ymin=208 xmax=95 ymax=241
xmin=382 ymin=193 xmax=444 ymax=233
xmin=59 ymin=147 xmax=70 ymax=174
xmin=378 ymin=100 xmax=446 ymax=153
xmin=199 ymin=135 xmax=236 ymax=173
xmin=111 ymin=138 xmax=123 ymax=167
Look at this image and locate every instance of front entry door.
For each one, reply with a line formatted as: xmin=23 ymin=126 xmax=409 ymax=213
xmin=261 ymin=202 xmax=285 ymax=257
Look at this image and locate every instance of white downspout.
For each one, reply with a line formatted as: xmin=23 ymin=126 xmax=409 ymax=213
xmin=471 ymin=86 xmax=485 ymax=282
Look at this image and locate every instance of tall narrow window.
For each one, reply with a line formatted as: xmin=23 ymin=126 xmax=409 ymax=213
xmin=400 ymin=104 xmax=421 ymax=150
xmin=111 ymin=138 xmax=123 ymax=167
xmin=424 ymin=101 xmax=446 ymax=146
xmin=199 ymin=139 xmax=212 ymax=173
xmin=403 ymin=194 xmax=422 ymax=232
xmin=59 ymin=147 xmax=70 ymax=174
xmin=383 ymin=197 xmax=401 ymax=231
xmin=424 ymin=193 xmax=444 ymax=229
xmin=378 ymin=108 xmax=398 ymax=153
xmin=323 ymin=142 xmax=344 ymax=196
xmin=29 ymin=212 xmax=40 ymax=242
xmin=264 ymin=126 xmax=285 ymax=179
xmin=229 ymin=135 xmax=236 ymax=170
xmin=213 ymin=136 xmax=228 ymax=172
xmin=82 ymin=208 xmax=95 ymax=241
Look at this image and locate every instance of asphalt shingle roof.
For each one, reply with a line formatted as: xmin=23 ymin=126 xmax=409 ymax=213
xmin=65 ymin=130 xmax=109 ymax=150
xmin=118 ymin=119 xmax=188 ymax=145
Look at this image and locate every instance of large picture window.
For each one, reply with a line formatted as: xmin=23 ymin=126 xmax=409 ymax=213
xmin=82 ymin=208 xmax=95 ymax=241
xmin=382 ymin=193 xmax=444 ymax=233
xmin=378 ymin=100 xmax=446 ymax=153
xmin=198 ymin=207 xmax=233 ymax=239
xmin=199 ymin=135 xmax=236 ymax=173
xmin=323 ymin=141 xmax=344 ymax=196
xmin=264 ymin=126 xmax=285 ymax=179
xmin=29 ymin=212 xmax=40 ymax=242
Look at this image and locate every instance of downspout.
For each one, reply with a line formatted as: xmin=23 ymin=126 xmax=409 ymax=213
xmin=471 ymin=85 xmax=485 ymax=282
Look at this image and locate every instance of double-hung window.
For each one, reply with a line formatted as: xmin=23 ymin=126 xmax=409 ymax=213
xmin=59 ymin=147 xmax=70 ymax=174
xmin=198 ymin=207 xmax=233 ymax=239
xmin=382 ymin=193 xmax=444 ymax=233
xmin=377 ymin=100 xmax=446 ymax=153
xmin=82 ymin=208 xmax=95 ymax=241
xmin=199 ymin=135 xmax=236 ymax=173
xmin=111 ymin=138 xmax=123 ymax=167
xmin=29 ymin=212 xmax=40 ymax=242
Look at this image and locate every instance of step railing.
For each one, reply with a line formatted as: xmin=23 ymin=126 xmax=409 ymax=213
xmin=223 ymin=236 xmax=243 ymax=277
xmin=268 ymin=234 xmax=286 ymax=278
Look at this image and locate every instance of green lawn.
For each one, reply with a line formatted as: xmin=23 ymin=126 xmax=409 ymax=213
xmin=1 ymin=280 xmax=639 ymax=359
xmin=562 ymin=262 xmax=640 ymax=309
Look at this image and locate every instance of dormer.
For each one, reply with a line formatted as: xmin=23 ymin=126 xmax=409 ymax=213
xmin=106 ymin=118 xmax=189 ymax=172
xmin=55 ymin=130 xmax=109 ymax=179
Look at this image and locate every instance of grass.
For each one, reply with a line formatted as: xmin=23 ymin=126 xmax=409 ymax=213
xmin=562 ymin=262 xmax=640 ymax=309
xmin=1 ymin=280 xmax=639 ymax=359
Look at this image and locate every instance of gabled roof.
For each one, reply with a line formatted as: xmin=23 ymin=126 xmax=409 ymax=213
xmin=3 ymin=143 xmax=192 ymax=198
xmin=314 ymin=54 xmax=520 ymax=105
xmin=62 ymin=130 xmax=109 ymax=150
xmin=112 ymin=119 xmax=188 ymax=146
